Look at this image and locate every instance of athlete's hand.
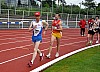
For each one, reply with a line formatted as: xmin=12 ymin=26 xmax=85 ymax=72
xmin=60 ymin=31 xmax=62 ymax=37
xmin=28 ymin=28 xmax=33 ymax=32
xmin=52 ymin=26 xmax=57 ymax=30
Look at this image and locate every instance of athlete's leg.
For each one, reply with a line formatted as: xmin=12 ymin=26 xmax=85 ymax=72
xmin=37 ymin=48 xmax=44 ymax=61
xmin=46 ymin=35 xmax=56 ymax=58
xmin=55 ymin=37 xmax=60 ymax=57
xmin=87 ymin=34 xmax=90 ymax=42
xmin=80 ymin=28 xmax=82 ymax=36
xmin=86 ymin=34 xmax=91 ymax=46
xmin=60 ymin=31 xmax=62 ymax=37
xmin=96 ymin=33 xmax=99 ymax=43
xmin=90 ymin=34 xmax=93 ymax=45
xmin=98 ymin=33 xmax=99 ymax=42
xmin=91 ymin=34 xmax=94 ymax=44
xmin=31 ymin=41 xmax=41 ymax=64
xmin=83 ymin=28 xmax=85 ymax=36
xmin=37 ymin=48 xmax=42 ymax=56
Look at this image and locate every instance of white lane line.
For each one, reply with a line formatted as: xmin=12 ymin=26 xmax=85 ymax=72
xmin=0 ymin=44 xmax=33 ymax=53
xmin=0 ymin=53 xmax=33 ymax=65
xmin=0 ymin=34 xmax=78 ymax=45
xmin=30 ymin=44 xmax=100 ymax=72
xmin=0 ymin=31 xmax=80 ymax=40
xmin=0 ymin=34 xmax=30 ymax=37
xmin=0 ymin=31 xmax=51 ymax=37
xmin=0 ymin=36 xmax=31 ymax=40
xmin=0 ymin=40 xmax=31 ymax=46
xmin=0 ymin=36 xmax=51 ymax=45
xmin=0 ymin=40 xmax=86 ymax=65
xmin=0 ymin=36 xmax=85 ymax=53
xmin=0 ymin=32 xmax=29 ymax=35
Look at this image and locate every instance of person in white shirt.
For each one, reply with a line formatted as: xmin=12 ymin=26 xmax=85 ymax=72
xmin=94 ymin=16 xmax=100 ymax=43
xmin=28 ymin=12 xmax=49 ymax=67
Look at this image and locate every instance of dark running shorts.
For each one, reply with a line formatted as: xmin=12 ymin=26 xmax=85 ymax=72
xmin=88 ymin=30 xmax=95 ymax=35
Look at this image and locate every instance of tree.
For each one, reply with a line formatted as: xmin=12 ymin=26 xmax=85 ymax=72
xmin=82 ymin=0 xmax=96 ymax=9
xmin=42 ymin=0 xmax=56 ymax=7
xmin=98 ymin=3 xmax=100 ymax=7
xmin=1 ymin=0 xmax=8 ymax=9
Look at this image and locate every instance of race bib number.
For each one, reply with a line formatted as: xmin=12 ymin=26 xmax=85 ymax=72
xmin=52 ymin=26 xmax=57 ymax=29
xmin=35 ymin=29 xmax=39 ymax=34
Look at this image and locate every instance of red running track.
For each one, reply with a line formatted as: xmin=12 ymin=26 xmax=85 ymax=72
xmin=0 ymin=29 xmax=97 ymax=72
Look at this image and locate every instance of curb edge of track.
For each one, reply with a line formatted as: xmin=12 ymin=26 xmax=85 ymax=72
xmin=30 ymin=44 xmax=100 ymax=72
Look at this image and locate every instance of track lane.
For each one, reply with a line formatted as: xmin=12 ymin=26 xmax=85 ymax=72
xmin=0 ymin=29 xmax=93 ymax=72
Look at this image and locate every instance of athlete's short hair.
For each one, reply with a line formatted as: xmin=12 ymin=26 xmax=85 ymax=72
xmin=95 ymin=16 xmax=99 ymax=18
xmin=92 ymin=18 xmax=95 ymax=20
xmin=56 ymin=13 xmax=61 ymax=17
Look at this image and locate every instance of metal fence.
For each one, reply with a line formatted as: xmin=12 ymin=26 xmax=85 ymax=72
xmin=0 ymin=9 xmax=100 ymax=29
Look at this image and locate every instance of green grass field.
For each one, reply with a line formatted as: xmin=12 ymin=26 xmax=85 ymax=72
xmin=44 ymin=46 xmax=100 ymax=72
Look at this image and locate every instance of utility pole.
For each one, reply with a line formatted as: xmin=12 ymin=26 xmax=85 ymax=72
xmin=0 ymin=0 xmax=1 ymax=14
xmin=41 ymin=0 xmax=42 ymax=15
xmin=52 ymin=0 xmax=53 ymax=13
xmin=70 ymin=3 xmax=72 ymax=18
xmin=79 ymin=2 xmax=81 ymax=18
xmin=62 ymin=1 xmax=63 ymax=13
xmin=70 ymin=3 xmax=72 ymax=14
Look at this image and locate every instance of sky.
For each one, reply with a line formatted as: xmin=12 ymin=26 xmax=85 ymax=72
xmin=65 ymin=0 xmax=100 ymax=8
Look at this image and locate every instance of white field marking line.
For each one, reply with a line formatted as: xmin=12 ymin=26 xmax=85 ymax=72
xmin=1 ymin=31 xmax=79 ymax=35
xmin=30 ymin=44 xmax=100 ymax=72
xmin=0 ymin=34 xmax=74 ymax=45
xmin=0 ymin=31 xmax=31 ymax=34
xmin=0 ymin=31 xmax=52 ymax=37
xmin=0 ymin=33 xmax=74 ymax=41
xmin=0 ymin=32 xmax=29 ymax=34
xmin=0 ymin=44 xmax=33 ymax=53
xmin=0 ymin=31 xmax=51 ymax=35
xmin=0 ymin=36 xmax=31 ymax=41
xmin=0 ymin=36 xmax=51 ymax=45
xmin=0 ymin=40 xmax=87 ymax=65
xmin=0 ymin=52 xmax=33 ymax=65
xmin=0 ymin=30 xmax=80 ymax=40
xmin=41 ymin=40 xmax=87 ymax=52
xmin=0 ymin=36 xmax=85 ymax=53
xmin=0 ymin=29 xmax=79 ymax=37
xmin=0 ymin=32 xmax=53 ymax=41
xmin=0 ymin=34 xmax=30 ymax=38
xmin=0 ymin=39 xmax=31 ymax=46
xmin=66 ymin=35 xmax=83 ymax=36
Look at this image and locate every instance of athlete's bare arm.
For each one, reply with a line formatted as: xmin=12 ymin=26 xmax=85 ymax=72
xmin=29 ymin=22 xmax=33 ymax=31
xmin=42 ymin=20 xmax=49 ymax=31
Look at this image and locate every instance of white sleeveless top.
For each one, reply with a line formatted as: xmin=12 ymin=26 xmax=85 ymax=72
xmin=31 ymin=19 xmax=43 ymax=36
xmin=95 ymin=19 xmax=100 ymax=28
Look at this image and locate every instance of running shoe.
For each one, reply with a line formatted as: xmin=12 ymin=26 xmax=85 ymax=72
xmin=28 ymin=61 xmax=33 ymax=67
xmin=46 ymin=54 xmax=51 ymax=59
xmin=40 ymin=53 xmax=44 ymax=61
xmin=55 ymin=52 xmax=59 ymax=58
xmin=82 ymin=35 xmax=84 ymax=37
xmin=89 ymin=41 xmax=92 ymax=46
xmin=96 ymin=40 xmax=99 ymax=43
xmin=84 ymin=34 xmax=86 ymax=36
